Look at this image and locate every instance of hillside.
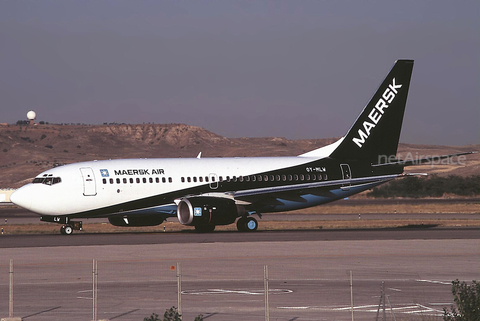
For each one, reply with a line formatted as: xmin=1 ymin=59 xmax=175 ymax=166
xmin=0 ymin=123 xmax=478 ymax=188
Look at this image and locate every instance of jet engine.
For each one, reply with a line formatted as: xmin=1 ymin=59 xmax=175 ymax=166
xmin=177 ymin=197 xmax=242 ymax=226
xmin=108 ymin=214 xmax=166 ymax=227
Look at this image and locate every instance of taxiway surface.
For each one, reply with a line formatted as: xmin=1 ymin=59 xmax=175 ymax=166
xmin=1 ymin=229 xmax=479 ymax=321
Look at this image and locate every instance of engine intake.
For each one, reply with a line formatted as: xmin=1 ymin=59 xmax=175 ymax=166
xmin=177 ymin=197 xmax=240 ymax=226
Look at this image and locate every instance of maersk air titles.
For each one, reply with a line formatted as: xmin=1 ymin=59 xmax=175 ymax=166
xmin=112 ymin=169 xmax=165 ymax=176
xmin=10 ymin=60 xmax=470 ymax=235
xmin=352 ymin=78 xmax=403 ymax=148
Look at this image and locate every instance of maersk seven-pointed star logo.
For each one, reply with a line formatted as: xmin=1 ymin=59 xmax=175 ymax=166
xmin=194 ymin=207 xmax=202 ymax=217
xmin=100 ymin=169 xmax=109 ymax=177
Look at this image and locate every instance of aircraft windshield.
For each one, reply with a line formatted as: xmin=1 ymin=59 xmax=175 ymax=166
xmin=32 ymin=177 xmax=62 ymax=185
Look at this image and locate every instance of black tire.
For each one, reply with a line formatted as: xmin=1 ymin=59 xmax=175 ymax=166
xmin=61 ymin=225 xmax=73 ymax=235
xmin=194 ymin=225 xmax=215 ymax=233
xmin=236 ymin=217 xmax=247 ymax=232
xmin=245 ymin=217 xmax=258 ymax=232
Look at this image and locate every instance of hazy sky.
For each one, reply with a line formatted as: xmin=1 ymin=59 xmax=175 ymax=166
xmin=0 ymin=1 xmax=478 ymax=145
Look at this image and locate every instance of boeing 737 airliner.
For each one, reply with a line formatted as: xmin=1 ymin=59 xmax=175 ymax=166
xmin=10 ymin=60 xmax=471 ymax=234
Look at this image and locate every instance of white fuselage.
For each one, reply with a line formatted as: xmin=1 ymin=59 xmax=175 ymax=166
xmin=12 ymin=156 xmax=326 ymax=216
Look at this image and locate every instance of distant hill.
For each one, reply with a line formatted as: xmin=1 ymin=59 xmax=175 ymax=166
xmin=1 ymin=123 xmax=478 ymax=188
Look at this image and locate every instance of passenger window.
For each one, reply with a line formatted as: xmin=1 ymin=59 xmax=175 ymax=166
xmin=168 ymin=177 xmax=172 ymax=183
xmin=282 ymin=175 xmax=286 ymax=181
xmin=193 ymin=177 xmax=197 ymax=183
xmin=252 ymin=176 xmax=256 ymax=182
xmin=103 ymin=178 xmax=107 ymax=184
xmin=300 ymin=175 xmax=304 ymax=181
xmin=324 ymin=174 xmax=328 ymax=180
xmin=312 ymin=174 xmax=316 ymax=181
xmin=181 ymin=177 xmax=185 ymax=183
xmin=123 ymin=178 xmax=127 ymax=184
xmin=318 ymin=174 xmax=322 ymax=181
xmin=219 ymin=176 xmax=223 ymax=182
xmin=149 ymin=177 xmax=153 ymax=183
xmin=306 ymin=174 xmax=310 ymax=181
xmin=205 ymin=176 xmax=209 ymax=182
xmin=187 ymin=177 xmax=191 ymax=183
xmin=156 ymin=177 xmax=160 ymax=183
xmin=199 ymin=177 xmax=203 ymax=182
xmin=136 ymin=178 xmax=140 ymax=183
xmin=162 ymin=177 xmax=166 ymax=183
xmin=294 ymin=175 xmax=299 ymax=181
xmin=110 ymin=178 xmax=114 ymax=184
xmin=288 ymin=175 xmax=292 ymax=181
xmin=116 ymin=178 xmax=121 ymax=184
xmin=130 ymin=178 xmax=134 ymax=184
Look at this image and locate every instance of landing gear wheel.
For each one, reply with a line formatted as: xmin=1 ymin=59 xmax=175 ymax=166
xmin=194 ymin=225 xmax=215 ymax=233
xmin=236 ymin=217 xmax=247 ymax=232
xmin=60 ymin=225 xmax=73 ymax=235
xmin=245 ymin=217 xmax=258 ymax=232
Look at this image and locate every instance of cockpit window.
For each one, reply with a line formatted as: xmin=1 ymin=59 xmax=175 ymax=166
xmin=32 ymin=177 xmax=62 ymax=185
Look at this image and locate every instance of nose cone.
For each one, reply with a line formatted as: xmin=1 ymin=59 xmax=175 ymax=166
xmin=10 ymin=186 xmax=32 ymax=210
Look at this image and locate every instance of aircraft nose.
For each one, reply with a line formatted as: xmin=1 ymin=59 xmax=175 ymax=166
xmin=10 ymin=186 xmax=32 ymax=210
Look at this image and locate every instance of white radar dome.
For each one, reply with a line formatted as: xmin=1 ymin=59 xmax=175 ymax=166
xmin=27 ymin=110 xmax=36 ymax=120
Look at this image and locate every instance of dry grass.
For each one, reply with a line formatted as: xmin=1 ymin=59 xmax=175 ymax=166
xmin=1 ymin=217 xmax=478 ymax=235
xmin=281 ymin=200 xmax=480 ymax=215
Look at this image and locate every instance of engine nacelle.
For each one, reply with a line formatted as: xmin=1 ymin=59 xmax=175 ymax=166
xmin=108 ymin=214 xmax=165 ymax=227
xmin=177 ymin=197 xmax=241 ymax=226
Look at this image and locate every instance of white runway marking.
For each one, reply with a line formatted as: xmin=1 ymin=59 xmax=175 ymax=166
xmin=278 ymin=303 xmax=444 ymax=316
xmin=416 ymin=279 xmax=451 ymax=285
xmin=182 ymin=288 xmax=292 ymax=295
xmin=77 ymin=289 xmax=93 ymax=300
xmin=388 ymin=287 xmax=402 ymax=292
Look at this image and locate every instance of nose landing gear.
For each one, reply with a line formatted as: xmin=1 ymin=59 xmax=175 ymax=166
xmin=41 ymin=216 xmax=82 ymax=235
xmin=60 ymin=224 xmax=73 ymax=235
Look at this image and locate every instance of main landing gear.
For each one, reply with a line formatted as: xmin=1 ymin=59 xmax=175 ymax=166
xmin=236 ymin=216 xmax=258 ymax=232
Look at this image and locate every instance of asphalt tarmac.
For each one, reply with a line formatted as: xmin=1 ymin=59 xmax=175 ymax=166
xmin=1 ymin=228 xmax=479 ymax=321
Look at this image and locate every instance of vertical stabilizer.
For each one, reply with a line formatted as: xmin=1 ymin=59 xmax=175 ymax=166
xmin=328 ymin=60 xmax=414 ymax=162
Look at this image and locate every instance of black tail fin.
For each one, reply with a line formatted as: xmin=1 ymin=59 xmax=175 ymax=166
xmin=329 ymin=60 xmax=414 ymax=162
